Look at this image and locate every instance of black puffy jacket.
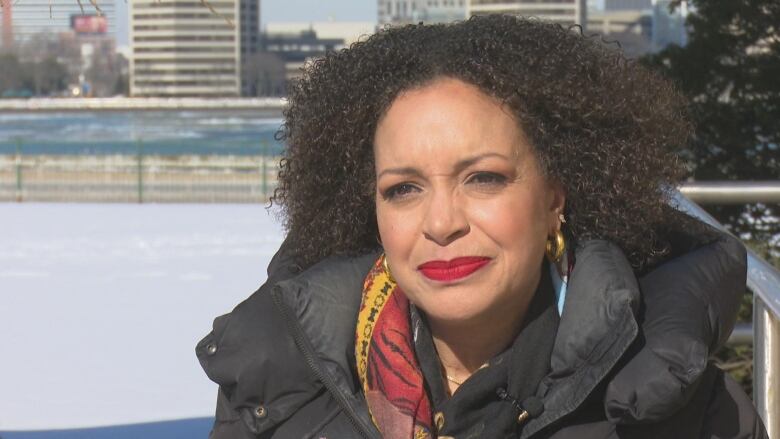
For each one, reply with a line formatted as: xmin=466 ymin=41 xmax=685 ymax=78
xmin=196 ymin=229 xmax=768 ymax=438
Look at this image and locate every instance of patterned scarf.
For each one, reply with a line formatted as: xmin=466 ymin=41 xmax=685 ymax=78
xmin=355 ymin=256 xmax=434 ymax=439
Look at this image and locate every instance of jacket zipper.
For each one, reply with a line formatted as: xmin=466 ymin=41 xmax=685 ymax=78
xmin=271 ymin=286 xmax=378 ymax=439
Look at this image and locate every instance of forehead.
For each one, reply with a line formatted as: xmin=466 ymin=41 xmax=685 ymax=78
xmin=373 ymin=78 xmax=530 ymax=167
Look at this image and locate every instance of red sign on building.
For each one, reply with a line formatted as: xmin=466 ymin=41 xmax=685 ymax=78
xmin=71 ymin=14 xmax=108 ymax=34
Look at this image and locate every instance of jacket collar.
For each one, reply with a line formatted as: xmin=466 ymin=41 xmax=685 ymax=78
xmin=521 ymin=240 xmax=640 ymax=437
xmin=273 ymin=241 xmax=639 ymax=437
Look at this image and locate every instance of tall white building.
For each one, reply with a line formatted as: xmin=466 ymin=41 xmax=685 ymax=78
xmin=378 ymin=0 xmax=466 ymax=26
xmin=129 ymin=0 xmax=240 ymax=97
xmin=0 ymin=0 xmax=116 ymax=44
xmin=467 ymin=0 xmax=587 ymax=27
xmin=378 ymin=0 xmax=586 ymax=28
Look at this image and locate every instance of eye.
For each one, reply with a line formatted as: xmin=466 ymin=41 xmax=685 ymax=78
xmin=466 ymin=172 xmax=508 ymax=187
xmin=382 ymin=183 xmax=420 ymax=201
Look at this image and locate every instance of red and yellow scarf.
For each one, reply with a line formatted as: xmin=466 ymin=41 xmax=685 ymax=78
xmin=355 ymin=256 xmax=434 ymax=439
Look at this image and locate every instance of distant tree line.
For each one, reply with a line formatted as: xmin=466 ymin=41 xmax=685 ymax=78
xmin=0 ymin=53 xmax=69 ymax=97
xmin=0 ymin=35 xmax=128 ymax=98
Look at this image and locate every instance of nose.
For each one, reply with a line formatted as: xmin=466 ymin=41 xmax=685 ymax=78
xmin=422 ymin=189 xmax=469 ymax=246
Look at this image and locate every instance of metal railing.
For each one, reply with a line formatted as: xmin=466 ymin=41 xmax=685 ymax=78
xmin=676 ymin=181 xmax=780 ymax=437
xmin=680 ymin=181 xmax=780 ymax=205
xmin=0 ymin=153 xmax=279 ymax=203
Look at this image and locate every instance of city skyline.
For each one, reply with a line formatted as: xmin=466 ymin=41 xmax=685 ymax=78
xmin=116 ymin=0 xmax=377 ymax=47
xmin=4 ymin=0 xmax=616 ymax=48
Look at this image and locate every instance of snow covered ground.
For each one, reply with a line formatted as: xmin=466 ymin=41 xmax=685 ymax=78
xmin=0 ymin=203 xmax=285 ymax=431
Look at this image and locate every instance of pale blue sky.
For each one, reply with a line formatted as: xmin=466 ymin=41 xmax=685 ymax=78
xmin=115 ymin=0 xmax=377 ymax=46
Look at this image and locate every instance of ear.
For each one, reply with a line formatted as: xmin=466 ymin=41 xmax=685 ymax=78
xmin=547 ymin=180 xmax=566 ymax=233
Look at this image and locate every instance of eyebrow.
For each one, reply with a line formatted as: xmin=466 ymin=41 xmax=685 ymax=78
xmin=376 ymin=152 xmax=510 ymax=179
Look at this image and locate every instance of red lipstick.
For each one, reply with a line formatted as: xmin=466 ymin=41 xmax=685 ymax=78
xmin=417 ymin=257 xmax=491 ymax=282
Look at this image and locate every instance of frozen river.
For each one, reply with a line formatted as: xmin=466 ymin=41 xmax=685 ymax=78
xmin=0 ymin=203 xmax=285 ymax=432
xmin=0 ymin=111 xmax=284 ymax=156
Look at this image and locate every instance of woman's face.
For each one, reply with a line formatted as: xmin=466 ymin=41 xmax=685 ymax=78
xmin=374 ymin=78 xmax=565 ymax=325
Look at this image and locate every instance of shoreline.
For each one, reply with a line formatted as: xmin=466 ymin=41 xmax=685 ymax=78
xmin=0 ymin=97 xmax=286 ymax=113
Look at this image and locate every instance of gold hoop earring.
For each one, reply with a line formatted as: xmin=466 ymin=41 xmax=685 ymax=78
xmin=546 ymin=230 xmax=566 ymax=263
xmin=382 ymin=253 xmax=395 ymax=283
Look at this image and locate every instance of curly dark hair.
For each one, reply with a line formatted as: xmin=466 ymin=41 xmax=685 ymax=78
xmin=272 ymin=14 xmax=693 ymax=270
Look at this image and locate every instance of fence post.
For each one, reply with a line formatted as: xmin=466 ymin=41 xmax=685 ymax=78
xmin=261 ymin=140 xmax=268 ymax=199
xmin=14 ymin=138 xmax=22 ymax=202
xmin=137 ymin=140 xmax=144 ymax=203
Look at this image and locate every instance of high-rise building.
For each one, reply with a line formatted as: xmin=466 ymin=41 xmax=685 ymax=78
xmin=263 ymin=29 xmax=344 ymax=81
xmin=239 ymin=0 xmax=260 ymax=95
xmin=378 ymin=0 xmax=411 ymax=25
xmin=378 ymin=0 xmax=466 ymax=26
xmin=0 ymin=0 xmax=116 ymax=45
xmin=129 ymin=0 xmax=240 ymax=97
xmin=244 ymin=21 xmax=374 ymax=96
xmin=467 ymin=0 xmax=587 ymax=27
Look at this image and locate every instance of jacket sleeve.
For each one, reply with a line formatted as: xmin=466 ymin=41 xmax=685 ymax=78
xmin=700 ymin=368 xmax=769 ymax=439
xmin=608 ymin=365 xmax=768 ymax=438
xmin=195 ymin=238 xmax=323 ymax=438
xmin=605 ymin=228 xmax=747 ymax=423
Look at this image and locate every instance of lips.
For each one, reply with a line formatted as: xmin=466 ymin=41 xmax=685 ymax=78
xmin=417 ymin=256 xmax=491 ymax=282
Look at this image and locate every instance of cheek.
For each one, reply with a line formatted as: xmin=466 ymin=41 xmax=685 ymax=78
xmin=376 ymin=204 xmax=415 ymax=255
xmin=470 ymin=195 xmax=549 ymax=248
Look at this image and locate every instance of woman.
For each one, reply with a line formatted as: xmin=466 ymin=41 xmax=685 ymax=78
xmin=197 ymin=15 xmax=767 ymax=438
